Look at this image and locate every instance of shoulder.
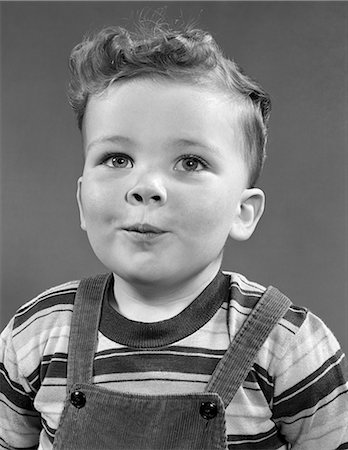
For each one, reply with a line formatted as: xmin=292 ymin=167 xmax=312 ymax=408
xmin=224 ymin=271 xmax=347 ymax=391
xmin=6 ymin=280 xmax=80 ymax=376
xmin=224 ymin=270 xmax=267 ymax=301
xmin=226 ymin=272 xmax=345 ymax=373
xmin=222 ymin=270 xmax=327 ymax=363
xmin=223 ymin=270 xmax=308 ymax=332
xmin=223 ymin=269 xmax=307 ymax=319
xmin=13 ymin=279 xmax=80 ymax=333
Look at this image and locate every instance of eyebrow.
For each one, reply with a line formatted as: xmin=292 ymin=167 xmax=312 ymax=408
xmin=172 ymin=138 xmax=223 ymax=157
xmin=86 ymin=135 xmax=134 ymax=153
xmin=86 ymin=135 xmax=222 ymax=156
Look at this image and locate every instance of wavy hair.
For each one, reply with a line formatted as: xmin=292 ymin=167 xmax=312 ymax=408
xmin=68 ymin=22 xmax=271 ymax=186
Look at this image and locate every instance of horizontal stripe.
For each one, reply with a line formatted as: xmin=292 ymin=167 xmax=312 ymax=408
xmin=0 ymin=436 xmax=38 ymax=450
xmin=228 ymin=300 xmax=252 ymax=317
xmin=282 ymin=305 xmax=307 ymax=328
xmin=94 ymin=352 xmax=221 ymax=375
xmin=93 ymin=377 xmax=209 ymax=390
xmin=1 ymin=271 xmax=347 ymax=449
xmin=227 ymin=272 xmax=265 ymax=294
xmin=295 ymin=420 xmax=348 ymax=448
xmin=39 ymin=347 xmax=226 ymax=380
xmin=95 ymin=344 xmax=227 ymax=357
xmin=0 ymin=367 xmax=36 ymax=410
xmin=41 ymin=417 xmax=56 ymax=439
xmin=278 ymin=387 xmax=348 ymax=425
xmin=274 ymin=351 xmax=347 ymax=418
xmin=276 ymin=349 xmax=345 ymax=403
xmin=39 ymin=356 xmax=219 ymax=381
xmin=13 ymin=291 xmax=75 ymax=330
xmin=229 ymin=285 xmax=261 ymax=309
xmin=246 ymin=367 xmax=274 ymax=405
xmin=252 ymin=363 xmax=274 ymax=385
xmin=13 ymin=309 xmax=73 ymax=344
xmin=227 ymin=425 xmax=287 ymax=449
xmin=278 ymin=322 xmax=296 ymax=335
xmin=40 ymin=359 xmax=67 ymax=380
xmin=0 ymin=396 xmax=38 ymax=418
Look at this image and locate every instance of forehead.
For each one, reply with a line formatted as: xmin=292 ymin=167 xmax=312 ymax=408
xmin=82 ymin=78 xmax=246 ymax=153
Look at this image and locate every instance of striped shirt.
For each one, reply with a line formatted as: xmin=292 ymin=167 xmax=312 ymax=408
xmin=1 ymin=271 xmax=348 ymax=449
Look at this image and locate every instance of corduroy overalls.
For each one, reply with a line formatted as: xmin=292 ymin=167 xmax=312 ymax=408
xmin=53 ymin=274 xmax=291 ymax=450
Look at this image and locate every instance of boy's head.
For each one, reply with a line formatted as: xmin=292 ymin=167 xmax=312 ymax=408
xmin=71 ymin=21 xmax=270 ymax=290
xmin=68 ymin=22 xmax=271 ymax=187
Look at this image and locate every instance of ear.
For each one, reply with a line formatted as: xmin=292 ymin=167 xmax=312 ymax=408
xmin=229 ymin=188 xmax=265 ymax=241
xmin=76 ymin=176 xmax=87 ymax=231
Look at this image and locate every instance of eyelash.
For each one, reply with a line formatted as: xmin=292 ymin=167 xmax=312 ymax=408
xmin=101 ymin=153 xmax=134 ymax=168
xmin=100 ymin=153 xmax=209 ymax=172
xmin=175 ymin=154 xmax=209 ymax=172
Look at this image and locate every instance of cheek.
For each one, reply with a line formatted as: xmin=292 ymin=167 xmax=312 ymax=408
xmin=178 ymin=188 xmax=238 ymax=236
xmin=81 ymin=181 xmax=123 ymax=224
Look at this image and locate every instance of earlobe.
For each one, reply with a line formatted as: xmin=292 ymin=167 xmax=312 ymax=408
xmin=76 ymin=177 xmax=87 ymax=231
xmin=229 ymin=188 xmax=265 ymax=241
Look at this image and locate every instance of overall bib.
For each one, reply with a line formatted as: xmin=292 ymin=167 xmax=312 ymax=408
xmin=53 ymin=274 xmax=291 ymax=450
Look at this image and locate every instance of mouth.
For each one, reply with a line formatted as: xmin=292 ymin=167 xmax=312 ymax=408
xmin=123 ymin=223 xmax=167 ymax=239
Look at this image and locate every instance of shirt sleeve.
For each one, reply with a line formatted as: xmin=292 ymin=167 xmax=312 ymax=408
xmin=272 ymin=310 xmax=348 ymax=449
xmin=0 ymin=318 xmax=41 ymax=449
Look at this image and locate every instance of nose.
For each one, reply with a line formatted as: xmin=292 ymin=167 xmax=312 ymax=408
xmin=126 ymin=176 xmax=167 ymax=206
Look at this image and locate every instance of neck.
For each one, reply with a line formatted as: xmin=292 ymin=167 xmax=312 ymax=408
xmin=111 ymin=262 xmax=222 ymax=322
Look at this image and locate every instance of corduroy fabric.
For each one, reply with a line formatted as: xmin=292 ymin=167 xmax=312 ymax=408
xmin=54 ymin=273 xmax=228 ymax=450
xmin=206 ymin=286 xmax=292 ymax=407
xmin=54 ymin=387 xmax=227 ymax=449
xmin=66 ymin=273 xmax=109 ymax=389
xmin=53 ymin=274 xmax=290 ymax=449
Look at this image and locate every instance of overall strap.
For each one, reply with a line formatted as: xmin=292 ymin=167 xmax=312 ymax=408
xmin=66 ymin=273 xmax=111 ymax=392
xmin=205 ymin=286 xmax=292 ymax=407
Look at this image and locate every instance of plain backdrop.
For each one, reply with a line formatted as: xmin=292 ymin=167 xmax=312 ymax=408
xmin=1 ymin=1 xmax=347 ymax=354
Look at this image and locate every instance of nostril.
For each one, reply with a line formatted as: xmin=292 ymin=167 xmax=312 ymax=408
xmin=133 ymin=193 xmax=143 ymax=202
xmin=127 ymin=189 xmax=166 ymax=205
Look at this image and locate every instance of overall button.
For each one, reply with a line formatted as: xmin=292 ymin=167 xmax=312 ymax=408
xmin=70 ymin=390 xmax=86 ymax=409
xmin=200 ymin=401 xmax=218 ymax=420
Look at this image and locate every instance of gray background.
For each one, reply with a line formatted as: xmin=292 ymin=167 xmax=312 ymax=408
xmin=1 ymin=2 xmax=347 ymax=354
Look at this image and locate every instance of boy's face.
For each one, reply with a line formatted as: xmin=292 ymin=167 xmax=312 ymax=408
xmin=78 ymin=79 xmax=263 ymax=290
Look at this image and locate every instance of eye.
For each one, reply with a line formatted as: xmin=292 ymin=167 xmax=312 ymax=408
xmin=175 ymin=155 xmax=208 ymax=172
xmin=103 ymin=154 xmax=133 ymax=169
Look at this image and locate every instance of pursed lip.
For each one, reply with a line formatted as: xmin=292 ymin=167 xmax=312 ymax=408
xmin=123 ymin=223 xmax=167 ymax=234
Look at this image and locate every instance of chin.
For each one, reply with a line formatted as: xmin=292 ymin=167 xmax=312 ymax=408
xmin=123 ymin=272 xmax=174 ymax=288
xmin=107 ymin=262 xmax=169 ymax=285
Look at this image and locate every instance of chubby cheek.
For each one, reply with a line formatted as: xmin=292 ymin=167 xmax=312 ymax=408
xmin=177 ymin=187 xmax=238 ymax=240
xmin=80 ymin=180 xmax=124 ymax=228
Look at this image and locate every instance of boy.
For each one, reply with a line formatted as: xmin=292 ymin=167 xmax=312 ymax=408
xmin=1 ymin=22 xmax=347 ymax=449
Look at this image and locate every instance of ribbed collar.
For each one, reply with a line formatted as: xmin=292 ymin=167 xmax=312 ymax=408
xmin=99 ymin=271 xmax=230 ymax=348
